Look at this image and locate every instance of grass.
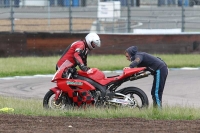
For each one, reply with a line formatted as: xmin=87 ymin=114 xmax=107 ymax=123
xmin=0 ymin=56 xmax=57 ymax=77
xmin=155 ymin=54 xmax=200 ymax=68
xmin=1 ymin=96 xmax=200 ymax=120
xmin=0 ymin=54 xmax=200 ymax=77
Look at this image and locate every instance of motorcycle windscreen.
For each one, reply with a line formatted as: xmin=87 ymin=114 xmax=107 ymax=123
xmin=59 ymin=60 xmax=73 ymax=70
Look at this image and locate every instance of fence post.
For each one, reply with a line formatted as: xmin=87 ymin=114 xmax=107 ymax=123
xmin=127 ymin=0 xmax=131 ymax=33
xmin=10 ymin=0 xmax=14 ymax=32
xmin=48 ymin=0 xmax=51 ymax=25
xmin=55 ymin=0 xmax=57 ymax=6
xmin=69 ymin=0 xmax=72 ymax=33
xmin=181 ymin=0 xmax=185 ymax=32
xmin=96 ymin=0 xmax=100 ymax=33
xmin=22 ymin=0 xmax=25 ymax=7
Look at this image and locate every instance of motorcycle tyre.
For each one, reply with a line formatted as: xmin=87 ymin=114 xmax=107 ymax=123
xmin=119 ymin=87 xmax=149 ymax=109
xmin=43 ymin=90 xmax=73 ymax=110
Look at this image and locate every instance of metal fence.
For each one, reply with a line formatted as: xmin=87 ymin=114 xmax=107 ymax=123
xmin=0 ymin=0 xmax=200 ymax=33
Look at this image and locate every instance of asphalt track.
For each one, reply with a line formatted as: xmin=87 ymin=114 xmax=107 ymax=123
xmin=0 ymin=69 xmax=200 ymax=108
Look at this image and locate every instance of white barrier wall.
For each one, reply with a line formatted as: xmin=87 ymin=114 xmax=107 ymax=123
xmin=133 ymin=29 xmax=182 ymax=34
xmin=20 ymin=0 xmax=48 ymax=6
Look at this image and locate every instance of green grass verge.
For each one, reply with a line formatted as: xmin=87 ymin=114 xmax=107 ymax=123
xmin=0 ymin=54 xmax=200 ymax=77
xmin=0 ymin=96 xmax=200 ymax=120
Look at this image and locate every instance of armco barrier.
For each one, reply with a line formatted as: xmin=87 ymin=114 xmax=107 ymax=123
xmin=0 ymin=32 xmax=199 ymax=57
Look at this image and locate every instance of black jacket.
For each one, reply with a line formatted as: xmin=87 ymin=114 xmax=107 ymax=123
xmin=126 ymin=46 xmax=167 ymax=74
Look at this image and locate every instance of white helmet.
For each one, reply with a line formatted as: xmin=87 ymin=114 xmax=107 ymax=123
xmin=85 ymin=33 xmax=101 ymax=50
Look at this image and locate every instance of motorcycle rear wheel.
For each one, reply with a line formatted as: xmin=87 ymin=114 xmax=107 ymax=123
xmin=43 ymin=90 xmax=73 ymax=110
xmin=119 ymin=87 xmax=149 ymax=109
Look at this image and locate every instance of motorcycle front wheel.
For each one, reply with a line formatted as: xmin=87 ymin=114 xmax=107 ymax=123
xmin=118 ymin=87 xmax=149 ymax=109
xmin=43 ymin=90 xmax=73 ymax=110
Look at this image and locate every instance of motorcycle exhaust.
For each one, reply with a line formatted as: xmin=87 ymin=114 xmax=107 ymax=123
xmin=130 ymin=71 xmax=151 ymax=81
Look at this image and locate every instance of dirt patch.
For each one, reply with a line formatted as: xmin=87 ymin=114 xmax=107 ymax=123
xmin=0 ymin=114 xmax=200 ymax=133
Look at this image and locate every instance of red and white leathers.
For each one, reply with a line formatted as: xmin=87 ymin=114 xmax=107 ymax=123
xmin=56 ymin=40 xmax=89 ymax=71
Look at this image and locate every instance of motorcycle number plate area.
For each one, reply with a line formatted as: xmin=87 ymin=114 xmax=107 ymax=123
xmin=65 ymin=79 xmax=95 ymax=91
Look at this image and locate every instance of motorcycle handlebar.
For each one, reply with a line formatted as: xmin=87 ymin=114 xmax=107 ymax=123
xmin=67 ymin=67 xmax=77 ymax=74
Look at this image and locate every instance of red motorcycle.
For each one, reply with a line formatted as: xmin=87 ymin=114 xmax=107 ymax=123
xmin=43 ymin=67 xmax=151 ymax=110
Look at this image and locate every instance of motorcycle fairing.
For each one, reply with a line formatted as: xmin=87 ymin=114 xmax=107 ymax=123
xmin=50 ymin=86 xmax=94 ymax=106
xmin=77 ymin=67 xmax=146 ymax=85
xmin=51 ymin=69 xmax=65 ymax=82
xmin=122 ymin=67 xmax=146 ymax=78
xmin=71 ymin=89 xmax=94 ymax=106
xmin=56 ymin=79 xmax=95 ymax=93
xmin=76 ymin=75 xmax=107 ymax=98
xmin=77 ymin=68 xmax=117 ymax=85
xmin=50 ymin=87 xmax=61 ymax=100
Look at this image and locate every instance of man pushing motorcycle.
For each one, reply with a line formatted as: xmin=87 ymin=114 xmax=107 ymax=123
xmin=124 ymin=46 xmax=168 ymax=109
xmin=56 ymin=32 xmax=101 ymax=72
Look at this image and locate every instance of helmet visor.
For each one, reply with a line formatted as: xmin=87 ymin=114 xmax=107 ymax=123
xmin=91 ymin=42 xmax=96 ymax=49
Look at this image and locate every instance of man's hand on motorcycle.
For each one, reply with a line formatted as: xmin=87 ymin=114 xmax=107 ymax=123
xmin=123 ymin=67 xmax=130 ymax=70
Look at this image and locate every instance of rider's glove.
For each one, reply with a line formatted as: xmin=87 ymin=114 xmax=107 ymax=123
xmin=80 ymin=64 xmax=90 ymax=72
xmin=87 ymin=68 xmax=93 ymax=74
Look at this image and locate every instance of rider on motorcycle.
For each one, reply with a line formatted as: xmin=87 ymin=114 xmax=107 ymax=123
xmin=56 ymin=32 xmax=101 ymax=72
